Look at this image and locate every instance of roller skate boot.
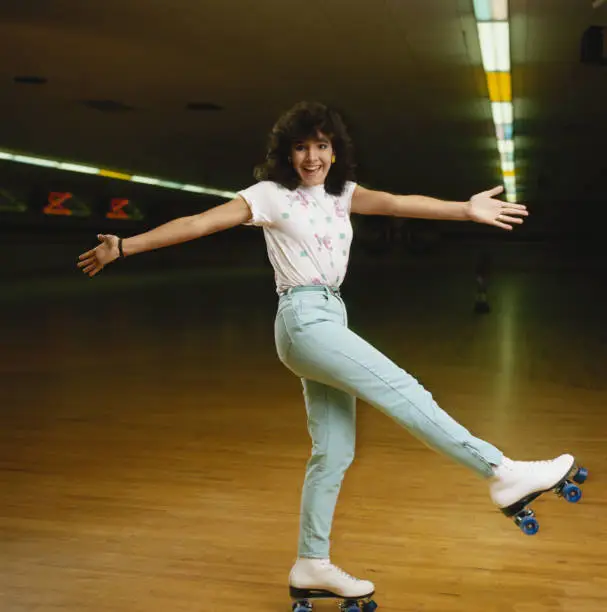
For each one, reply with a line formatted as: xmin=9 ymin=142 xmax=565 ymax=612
xmin=289 ymin=558 xmax=377 ymax=612
xmin=490 ymin=454 xmax=589 ymax=535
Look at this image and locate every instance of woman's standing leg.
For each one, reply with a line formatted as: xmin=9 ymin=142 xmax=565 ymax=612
xmin=277 ymin=293 xmax=375 ymax=599
xmin=297 ymin=378 xmax=356 ymax=559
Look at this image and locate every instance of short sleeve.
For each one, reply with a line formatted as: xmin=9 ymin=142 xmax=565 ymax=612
xmin=238 ymin=181 xmax=278 ymax=227
xmin=342 ymin=181 xmax=357 ymax=213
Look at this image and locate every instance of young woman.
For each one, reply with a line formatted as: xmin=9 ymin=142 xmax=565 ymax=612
xmin=78 ymin=101 xmax=580 ymax=606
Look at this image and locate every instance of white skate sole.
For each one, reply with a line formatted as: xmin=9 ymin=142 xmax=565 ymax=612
xmin=289 ymin=586 xmax=377 ymax=612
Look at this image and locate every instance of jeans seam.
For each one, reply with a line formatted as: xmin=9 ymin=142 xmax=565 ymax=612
xmin=301 ymin=381 xmax=331 ymax=556
xmin=296 ymin=334 xmax=492 ymax=470
xmin=277 ymin=307 xmax=295 ymax=364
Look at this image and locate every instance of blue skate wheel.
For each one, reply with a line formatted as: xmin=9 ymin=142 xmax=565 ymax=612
xmin=362 ymin=601 xmax=379 ymax=612
xmin=573 ymin=467 xmax=588 ymax=484
xmin=518 ymin=515 xmax=539 ymax=535
xmin=292 ymin=601 xmax=312 ymax=612
xmin=561 ymin=482 xmax=582 ymax=503
xmin=342 ymin=604 xmax=361 ymax=612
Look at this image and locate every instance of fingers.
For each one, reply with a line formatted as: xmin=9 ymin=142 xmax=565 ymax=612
xmin=83 ymin=262 xmax=103 ymax=277
xmin=77 ymin=258 xmax=102 ymax=276
xmin=506 ymin=203 xmax=528 ymax=212
xmin=498 ymin=215 xmax=524 ymax=224
xmin=493 ymin=209 xmax=528 ymax=231
xmin=501 ymin=204 xmax=528 ymax=216
xmin=77 ymin=243 xmax=102 ymax=276
xmin=78 ymin=248 xmax=98 ymax=260
xmin=484 ymin=185 xmax=504 ymax=197
xmin=77 ymin=255 xmax=96 ymax=267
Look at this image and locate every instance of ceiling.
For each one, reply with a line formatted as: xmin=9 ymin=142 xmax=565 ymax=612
xmin=0 ymin=0 xmax=605 ymax=228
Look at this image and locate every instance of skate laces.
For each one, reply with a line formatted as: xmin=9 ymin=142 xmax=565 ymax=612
xmin=523 ymin=459 xmax=553 ymax=471
xmin=503 ymin=458 xmax=555 ymax=474
xmin=322 ymin=560 xmax=361 ymax=582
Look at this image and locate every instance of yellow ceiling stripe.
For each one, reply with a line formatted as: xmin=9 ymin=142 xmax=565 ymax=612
xmin=99 ymin=169 xmax=132 ymax=181
xmin=486 ymin=72 xmax=512 ymax=102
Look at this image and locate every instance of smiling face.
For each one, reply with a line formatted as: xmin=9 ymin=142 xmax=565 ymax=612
xmin=290 ymin=132 xmax=334 ymax=187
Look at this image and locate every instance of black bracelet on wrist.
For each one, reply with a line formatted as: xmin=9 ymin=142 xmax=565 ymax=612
xmin=118 ymin=238 xmax=124 ymax=258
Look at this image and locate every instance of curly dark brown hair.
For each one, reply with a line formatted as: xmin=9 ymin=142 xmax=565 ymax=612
xmin=254 ymin=101 xmax=356 ymax=196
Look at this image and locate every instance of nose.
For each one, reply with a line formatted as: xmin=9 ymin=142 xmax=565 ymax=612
xmin=304 ymin=147 xmax=318 ymax=162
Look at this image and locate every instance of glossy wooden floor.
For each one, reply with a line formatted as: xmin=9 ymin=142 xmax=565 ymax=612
xmin=1 ymin=249 xmax=606 ymax=611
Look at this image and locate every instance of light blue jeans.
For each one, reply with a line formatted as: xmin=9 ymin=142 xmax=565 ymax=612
xmin=274 ymin=285 xmax=503 ymax=559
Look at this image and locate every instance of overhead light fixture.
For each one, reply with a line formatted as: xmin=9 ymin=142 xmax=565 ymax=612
xmin=0 ymin=148 xmax=238 ymax=199
xmin=13 ymin=154 xmax=57 ymax=168
xmin=131 ymin=175 xmax=160 ymax=186
xmin=58 ymin=162 xmax=99 ymax=174
xmin=477 ymin=22 xmax=511 ymax=72
xmin=497 ymin=139 xmax=514 ymax=154
xmin=472 ymin=0 xmax=509 ymax=21
xmin=474 ymin=0 xmax=517 ymax=201
xmin=491 ymin=101 xmax=513 ymax=125
xmin=495 ymin=123 xmax=513 ymax=140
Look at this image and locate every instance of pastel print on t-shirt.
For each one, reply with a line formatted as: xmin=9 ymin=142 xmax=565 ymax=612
xmin=333 ymin=197 xmax=347 ymax=218
xmin=315 ymin=234 xmax=333 ymax=252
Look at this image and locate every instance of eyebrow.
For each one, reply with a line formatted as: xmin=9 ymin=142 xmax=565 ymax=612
xmin=294 ymin=137 xmax=331 ymax=145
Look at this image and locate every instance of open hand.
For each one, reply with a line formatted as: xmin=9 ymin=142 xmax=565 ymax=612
xmin=77 ymin=234 xmax=120 ymax=277
xmin=467 ymin=186 xmax=528 ymax=230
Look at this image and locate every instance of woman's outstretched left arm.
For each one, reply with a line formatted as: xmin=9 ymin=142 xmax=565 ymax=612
xmin=351 ymin=185 xmax=528 ymax=231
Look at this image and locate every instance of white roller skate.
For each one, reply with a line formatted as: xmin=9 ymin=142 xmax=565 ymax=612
xmin=289 ymin=558 xmax=377 ymax=612
xmin=489 ymin=453 xmax=589 ymax=535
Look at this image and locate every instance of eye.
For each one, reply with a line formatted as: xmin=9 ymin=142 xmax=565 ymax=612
xmin=294 ymin=144 xmax=305 ymax=152
xmin=319 ymin=144 xmax=328 ymax=150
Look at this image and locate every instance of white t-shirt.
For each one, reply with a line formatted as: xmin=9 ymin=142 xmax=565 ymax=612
xmin=238 ymin=180 xmax=356 ymax=294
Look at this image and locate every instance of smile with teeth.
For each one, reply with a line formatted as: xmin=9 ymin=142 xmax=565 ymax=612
xmin=303 ymin=166 xmax=321 ymax=173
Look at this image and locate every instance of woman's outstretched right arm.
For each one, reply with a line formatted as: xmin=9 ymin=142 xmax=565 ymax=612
xmin=77 ymin=196 xmax=252 ymax=277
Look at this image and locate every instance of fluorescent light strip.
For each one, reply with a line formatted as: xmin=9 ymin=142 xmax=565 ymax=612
xmin=156 ymin=180 xmax=184 ymax=189
xmin=473 ymin=0 xmax=509 ymax=21
xmin=504 ymin=176 xmax=516 ymax=189
xmin=187 ymin=186 xmax=241 ymax=198
xmin=131 ymin=175 xmax=160 ymax=186
xmin=498 ymin=139 xmax=514 ymax=154
xmin=182 ymin=185 xmax=207 ymax=194
xmin=495 ymin=123 xmax=513 ymax=140
xmin=477 ymin=22 xmax=510 ymax=72
xmin=491 ymin=101 xmax=513 ymax=125
xmin=13 ymin=154 xmax=58 ymax=168
xmin=0 ymin=149 xmax=238 ymax=199
xmin=475 ymin=3 xmax=517 ymax=201
xmin=58 ymin=162 xmax=99 ymax=174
